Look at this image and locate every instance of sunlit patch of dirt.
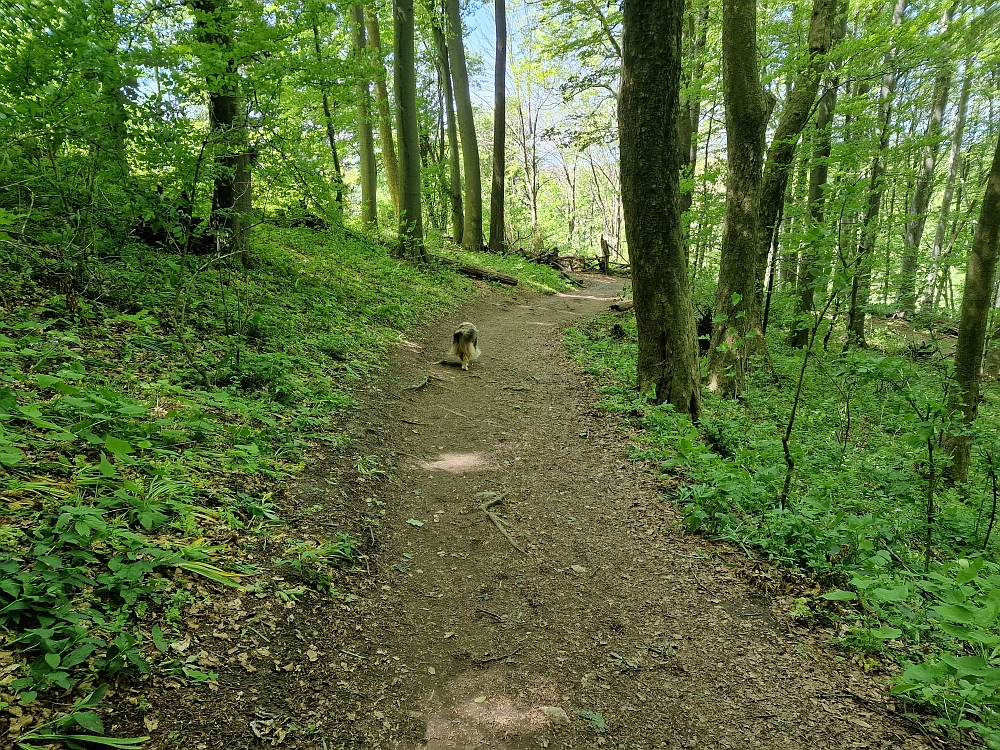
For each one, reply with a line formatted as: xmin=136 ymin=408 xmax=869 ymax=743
xmin=528 ymin=321 xmax=555 ymax=326
xmin=400 ymin=340 xmax=423 ymax=352
xmin=418 ymin=452 xmax=493 ymax=473
xmin=555 ymin=292 xmax=618 ymax=302
xmin=418 ymin=671 xmax=560 ymax=749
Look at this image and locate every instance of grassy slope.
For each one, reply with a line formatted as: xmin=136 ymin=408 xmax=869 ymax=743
xmin=566 ymin=308 xmax=1000 ymax=748
xmin=0 ymin=224 xmax=568 ymax=743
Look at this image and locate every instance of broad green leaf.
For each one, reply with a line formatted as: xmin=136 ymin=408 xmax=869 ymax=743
xmin=104 ymin=436 xmax=133 ymax=455
xmin=820 ymin=590 xmax=856 ymax=601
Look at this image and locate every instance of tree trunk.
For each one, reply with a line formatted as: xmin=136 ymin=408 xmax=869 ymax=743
xmin=445 ymin=0 xmax=483 ymax=251
xmin=943 ymin=134 xmax=1000 ymax=483
xmin=678 ymin=1 xmax=710 ymax=228
xmin=190 ymin=0 xmax=250 ymax=256
xmin=350 ymin=5 xmax=378 ymax=226
xmin=705 ymin=0 xmax=775 ymax=396
xmin=488 ymin=0 xmax=507 ymax=253
xmin=393 ymin=0 xmax=425 ymax=259
xmin=897 ymin=3 xmax=955 ymax=313
xmin=621 ymin=0 xmax=701 ymax=417
xmin=786 ymin=0 xmax=845 ymax=347
xmin=920 ymin=63 xmax=970 ymax=309
xmin=365 ymin=11 xmax=401 ymax=216
xmin=311 ymin=24 xmax=345 ymax=208
xmin=845 ymin=0 xmax=907 ymax=349
xmin=426 ymin=2 xmax=464 ymax=243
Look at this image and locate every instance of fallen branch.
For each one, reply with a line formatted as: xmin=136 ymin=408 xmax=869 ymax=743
xmin=431 ymin=255 xmax=518 ymax=286
xmin=479 ymin=496 xmax=526 ymax=554
xmin=610 ymin=300 xmax=634 ymax=312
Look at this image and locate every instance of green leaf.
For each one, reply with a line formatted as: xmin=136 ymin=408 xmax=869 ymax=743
xmin=820 ymin=590 xmax=856 ymax=601
xmin=869 ymin=626 xmax=902 ymax=640
xmin=104 ymin=436 xmax=133 ymax=455
xmin=73 ymin=711 xmax=105 ymax=733
xmin=151 ymin=624 xmax=170 ymax=653
xmin=406 ymin=519 xmax=424 ymax=527
xmin=44 ymin=652 xmax=61 ymax=668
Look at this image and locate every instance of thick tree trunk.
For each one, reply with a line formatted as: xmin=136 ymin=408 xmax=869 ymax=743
xmin=920 ymin=64 xmax=970 ymax=309
xmin=621 ymin=0 xmax=701 ymax=417
xmin=365 ymin=11 xmax=401 ymax=216
xmin=350 ymin=5 xmax=378 ymax=226
xmin=393 ymin=0 xmax=425 ymax=259
xmin=488 ymin=0 xmax=507 ymax=253
xmin=845 ymin=0 xmax=906 ymax=349
xmin=943 ymin=135 xmax=1000 ymax=483
xmin=896 ymin=3 xmax=955 ymax=313
xmin=705 ymin=0 xmax=775 ymax=396
xmin=426 ymin=4 xmax=464 ymax=243
xmin=785 ymin=0 xmax=845 ymax=348
xmin=311 ymin=24 xmax=345 ymax=208
xmin=445 ymin=0 xmax=483 ymax=251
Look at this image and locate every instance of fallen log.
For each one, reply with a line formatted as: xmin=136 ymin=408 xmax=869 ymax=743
xmin=432 ymin=255 xmax=519 ymax=286
xmin=610 ymin=300 xmax=634 ymax=311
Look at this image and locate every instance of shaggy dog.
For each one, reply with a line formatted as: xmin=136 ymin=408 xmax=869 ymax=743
xmin=451 ymin=322 xmax=481 ymax=371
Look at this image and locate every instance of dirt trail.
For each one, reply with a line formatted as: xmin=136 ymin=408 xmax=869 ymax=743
xmin=123 ymin=278 xmax=935 ymax=750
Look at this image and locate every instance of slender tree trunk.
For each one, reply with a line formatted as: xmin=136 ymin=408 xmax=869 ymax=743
xmin=845 ymin=0 xmax=906 ymax=348
xmin=445 ymin=0 xmax=483 ymax=251
xmin=488 ymin=0 xmax=507 ymax=253
xmin=943 ymin=135 xmax=1000 ymax=483
xmin=621 ymin=0 xmax=701 ymax=417
xmin=191 ymin=0 xmax=250 ymax=256
xmin=393 ymin=0 xmax=425 ymax=259
xmin=678 ymin=1 xmax=709 ymax=228
xmin=350 ymin=5 xmax=378 ymax=226
xmin=426 ymin=3 xmax=464 ymax=243
xmin=311 ymin=24 xmax=345 ymax=208
xmin=897 ymin=3 xmax=955 ymax=312
xmin=365 ymin=11 xmax=401 ymax=216
xmin=920 ymin=64 xmax=970 ymax=309
xmin=786 ymin=0 xmax=845 ymax=347
xmin=705 ymin=0 xmax=775 ymax=395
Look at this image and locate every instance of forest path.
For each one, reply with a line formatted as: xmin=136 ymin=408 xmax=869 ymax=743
xmin=313 ymin=276 xmax=930 ymax=750
xmin=134 ymin=278 xmax=936 ymax=750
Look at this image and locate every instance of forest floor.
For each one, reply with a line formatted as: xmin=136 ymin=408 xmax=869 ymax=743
xmin=112 ymin=276 xmax=942 ymax=750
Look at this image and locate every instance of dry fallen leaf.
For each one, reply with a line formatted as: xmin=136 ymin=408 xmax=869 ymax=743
xmin=144 ymin=716 xmax=159 ymax=732
xmin=306 ymin=649 xmax=319 ymax=662
xmin=473 ymin=696 xmax=488 ymax=704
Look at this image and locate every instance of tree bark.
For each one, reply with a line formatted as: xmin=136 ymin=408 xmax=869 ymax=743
xmin=350 ymin=5 xmax=378 ymax=226
xmin=845 ymin=0 xmax=907 ymax=349
xmin=445 ymin=0 xmax=483 ymax=251
xmin=488 ymin=0 xmax=507 ymax=253
xmin=426 ymin=2 xmax=464 ymax=243
xmin=365 ymin=11 xmax=401 ymax=216
xmin=705 ymin=0 xmax=775 ymax=396
xmin=621 ymin=0 xmax=701 ymax=417
xmin=897 ymin=2 xmax=955 ymax=313
xmin=943 ymin=134 xmax=1000 ymax=484
xmin=190 ymin=0 xmax=251 ymax=256
xmin=919 ymin=62 xmax=970 ymax=309
xmin=678 ymin=1 xmax=709 ymax=228
xmin=787 ymin=0 xmax=846 ymax=347
xmin=393 ymin=0 xmax=425 ymax=259
xmin=311 ymin=24 xmax=345 ymax=209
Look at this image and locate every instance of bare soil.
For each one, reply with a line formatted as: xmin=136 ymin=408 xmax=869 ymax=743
xmin=111 ymin=276 xmax=941 ymax=750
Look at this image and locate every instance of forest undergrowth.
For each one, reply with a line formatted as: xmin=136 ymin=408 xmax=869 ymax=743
xmin=567 ymin=296 xmax=1000 ymax=749
xmin=0 ymin=224 xmax=567 ymax=748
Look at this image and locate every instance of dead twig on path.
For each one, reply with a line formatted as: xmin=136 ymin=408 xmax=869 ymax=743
xmin=439 ymin=405 xmax=473 ymax=420
xmin=474 ymin=646 xmax=523 ymax=665
xmin=690 ymin=564 xmax=715 ymax=596
xmin=480 ymin=496 xmax=527 ymax=554
xmin=476 ymin=607 xmax=505 ymax=622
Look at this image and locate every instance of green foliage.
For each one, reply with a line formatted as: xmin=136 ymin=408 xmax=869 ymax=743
xmin=567 ymin=310 xmax=1000 ymax=743
xmin=0 ymin=223 xmax=549 ymax=742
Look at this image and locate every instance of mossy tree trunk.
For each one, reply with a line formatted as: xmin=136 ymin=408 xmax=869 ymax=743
xmin=365 ymin=10 xmax=401 ymax=217
xmin=943 ymin=134 xmax=1000 ymax=483
xmin=350 ymin=5 xmax=378 ymax=227
xmin=705 ymin=0 xmax=775 ymax=396
xmin=393 ymin=0 xmax=426 ymax=259
xmin=620 ymin=0 xmax=701 ymax=417
xmin=426 ymin=1 xmax=464 ymax=243
xmin=445 ymin=0 xmax=483 ymax=251
xmin=488 ymin=0 xmax=507 ymax=254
